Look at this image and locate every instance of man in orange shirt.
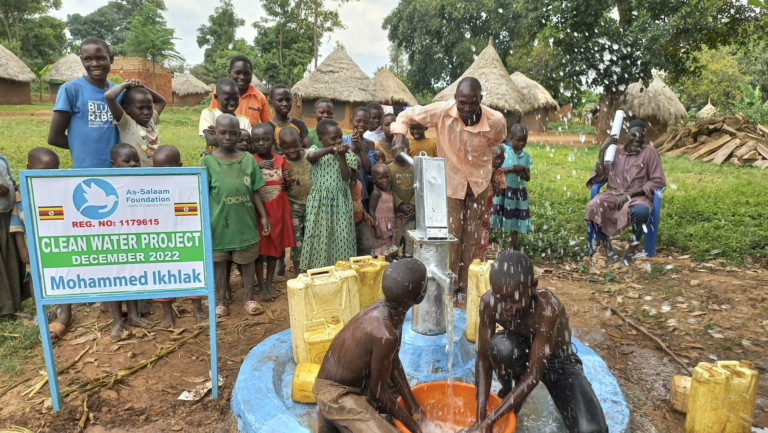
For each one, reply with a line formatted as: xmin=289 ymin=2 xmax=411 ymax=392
xmin=391 ymin=77 xmax=506 ymax=303
xmin=209 ymin=55 xmax=272 ymax=126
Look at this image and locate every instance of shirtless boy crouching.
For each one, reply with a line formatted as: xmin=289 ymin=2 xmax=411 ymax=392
xmin=314 ymin=258 xmax=428 ymax=433
xmin=467 ymin=250 xmax=608 ymax=433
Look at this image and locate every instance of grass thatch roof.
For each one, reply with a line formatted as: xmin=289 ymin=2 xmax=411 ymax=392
xmin=0 ymin=44 xmax=36 ymax=83
xmin=251 ymin=75 xmax=268 ymax=94
xmin=510 ymin=72 xmax=559 ymax=112
xmin=172 ymin=74 xmax=211 ymax=97
xmin=292 ymin=46 xmax=387 ymax=103
xmin=42 ymin=53 xmax=85 ymax=82
xmin=373 ymin=68 xmax=417 ymax=106
xmin=621 ymin=75 xmax=687 ymax=124
xmin=432 ymin=38 xmax=530 ymax=114
xmin=697 ymin=99 xmax=717 ymax=119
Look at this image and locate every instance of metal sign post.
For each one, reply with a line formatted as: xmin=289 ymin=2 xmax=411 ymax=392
xmin=19 ymin=167 xmax=217 ymax=411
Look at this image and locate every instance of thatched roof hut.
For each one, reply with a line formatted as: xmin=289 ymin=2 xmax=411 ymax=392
xmin=510 ymin=71 xmax=559 ymax=132
xmin=432 ymin=38 xmax=531 ymax=121
xmin=292 ymin=46 xmax=387 ymax=127
xmin=43 ymin=54 xmax=86 ymax=82
xmin=0 ymin=44 xmax=35 ymax=105
xmin=618 ymin=75 xmax=688 ymax=142
xmin=172 ymin=74 xmax=211 ymax=107
xmin=251 ymin=75 xmax=268 ymax=94
xmin=42 ymin=53 xmax=86 ymax=97
xmin=697 ymin=99 xmax=717 ymax=119
xmin=373 ymin=67 xmax=417 ymax=107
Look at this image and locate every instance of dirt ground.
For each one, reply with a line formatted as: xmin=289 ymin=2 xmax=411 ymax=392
xmin=0 ymin=249 xmax=766 ymax=433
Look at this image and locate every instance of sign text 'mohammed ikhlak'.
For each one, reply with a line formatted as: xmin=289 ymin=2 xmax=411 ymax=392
xmin=28 ymin=174 xmax=207 ymax=297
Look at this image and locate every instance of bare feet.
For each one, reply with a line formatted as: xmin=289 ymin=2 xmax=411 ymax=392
xmin=111 ymin=320 xmax=126 ymax=339
xmin=125 ymin=300 xmax=154 ymax=328
xmin=160 ymin=301 xmax=175 ymax=328
xmin=258 ymin=282 xmax=275 ymax=302
xmin=126 ymin=314 xmax=154 ymax=329
xmin=191 ymin=298 xmax=206 ymax=323
xmin=138 ymin=299 xmax=152 ymax=317
xmin=266 ymin=281 xmax=280 ymax=300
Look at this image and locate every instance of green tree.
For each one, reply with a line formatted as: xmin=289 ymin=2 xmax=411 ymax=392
xmin=18 ymin=15 xmax=68 ymax=71
xmin=123 ymin=2 xmax=183 ymax=90
xmin=677 ymin=48 xmax=744 ymax=112
xmin=542 ymin=0 xmax=764 ymax=137
xmin=383 ymin=0 xmax=543 ymax=94
xmin=0 ymin=0 xmax=62 ymax=56
xmin=303 ymin=0 xmax=358 ymax=69
xmin=190 ymin=63 xmax=217 ymax=85
xmin=66 ymin=0 xmax=166 ymax=52
xmin=253 ymin=0 xmax=313 ymax=86
xmin=196 ymin=0 xmax=244 ymax=74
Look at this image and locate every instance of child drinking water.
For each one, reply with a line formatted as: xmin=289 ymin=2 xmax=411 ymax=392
xmin=251 ymin=124 xmax=295 ymax=303
xmin=150 ymin=145 xmax=206 ymax=327
xmin=108 ymin=143 xmax=155 ymax=338
xmin=300 ymin=119 xmax=357 ymax=270
xmin=268 ymin=84 xmax=311 ymax=150
xmin=105 ymin=78 xmax=166 ymax=167
xmin=280 ymin=128 xmax=312 ymax=275
xmin=199 ymin=78 xmax=251 ymax=151
xmin=201 ymin=114 xmax=270 ymax=317
xmin=491 ymin=124 xmax=532 ymax=250
xmin=369 ymin=163 xmax=398 ymax=258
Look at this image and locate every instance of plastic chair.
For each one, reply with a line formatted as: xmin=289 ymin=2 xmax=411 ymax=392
xmin=586 ymin=183 xmax=664 ymax=257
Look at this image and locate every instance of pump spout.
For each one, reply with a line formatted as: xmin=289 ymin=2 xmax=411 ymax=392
xmin=430 ymin=265 xmax=454 ymax=296
xmin=411 ymin=265 xmax=455 ymax=335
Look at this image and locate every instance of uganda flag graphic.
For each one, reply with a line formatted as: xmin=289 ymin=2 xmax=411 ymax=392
xmin=38 ymin=206 xmax=64 ymax=221
xmin=174 ymin=203 xmax=198 ymax=216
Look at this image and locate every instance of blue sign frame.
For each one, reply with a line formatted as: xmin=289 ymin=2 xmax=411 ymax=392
xmin=19 ymin=167 xmax=217 ymax=411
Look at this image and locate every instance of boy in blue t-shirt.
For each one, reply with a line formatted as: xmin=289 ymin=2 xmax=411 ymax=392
xmin=48 ymin=37 xmax=121 ymax=169
xmin=45 ymin=37 xmax=119 ymax=340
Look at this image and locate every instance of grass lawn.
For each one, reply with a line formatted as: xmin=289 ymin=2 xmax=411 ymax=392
xmin=1 ymin=105 xmax=767 ymax=263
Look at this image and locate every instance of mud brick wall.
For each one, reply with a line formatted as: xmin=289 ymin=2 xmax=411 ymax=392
xmin=109 ymin=57 xmax=173 ymax=102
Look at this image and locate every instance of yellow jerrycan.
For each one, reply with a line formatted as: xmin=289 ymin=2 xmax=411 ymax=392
xmin=291 ymin=362 xmax=321 ymax=403
xmin=466 ymin=259 xmax=493 ymax=343
xmin=287 ymin=266 xmax=360 ymax=364
xmin=714 ymin=360 xmax=759 ymax=432
xmin=336 ymin=255 xmax=390 ymax=309
xmin=686 ymin=361 xmax=759 ymax=433
xmin=304 ymin=316 xmax=345 ymax=364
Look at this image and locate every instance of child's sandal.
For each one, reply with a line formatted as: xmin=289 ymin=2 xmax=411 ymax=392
xmin=215 ymin=305 xmax=229 ymax=317
xmin=244 ymin=300 xmax=265 ymax=316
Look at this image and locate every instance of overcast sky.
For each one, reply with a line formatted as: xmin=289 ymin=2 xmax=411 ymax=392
xmin=51 ymin=0 xmax=398 ymax=76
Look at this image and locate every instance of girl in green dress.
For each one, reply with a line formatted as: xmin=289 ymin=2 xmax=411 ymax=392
xmin=300 ymin=119 xmax=358 ymax=270
xmin=491 ymin=124 xmax=533 ymax=250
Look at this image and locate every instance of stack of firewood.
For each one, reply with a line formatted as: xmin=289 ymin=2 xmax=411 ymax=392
xmin=653 ymin=113 xmax=768 ymax=167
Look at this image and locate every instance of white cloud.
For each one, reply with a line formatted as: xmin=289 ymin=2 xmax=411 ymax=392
xmin=54 ymin=0 xmax=396 ymax=77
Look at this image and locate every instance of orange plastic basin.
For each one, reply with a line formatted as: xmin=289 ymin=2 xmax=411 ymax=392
xmin=394 ymin=381 xmax=516 ymax=433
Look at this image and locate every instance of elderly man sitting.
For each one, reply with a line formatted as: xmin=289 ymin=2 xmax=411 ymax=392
xmin=584 ymin=119 xmax=666 ymax=265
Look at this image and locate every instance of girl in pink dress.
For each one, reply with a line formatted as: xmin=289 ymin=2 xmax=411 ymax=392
xmin=368 ymin=163 xmax=398 ymax=258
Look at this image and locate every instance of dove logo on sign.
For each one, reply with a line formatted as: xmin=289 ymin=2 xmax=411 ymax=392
xmin=72 ymin=179 xmax=119 ymax=220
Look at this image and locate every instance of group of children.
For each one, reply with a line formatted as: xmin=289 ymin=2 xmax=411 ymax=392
xmin=1 ymin=37 xmax=537 ymax=342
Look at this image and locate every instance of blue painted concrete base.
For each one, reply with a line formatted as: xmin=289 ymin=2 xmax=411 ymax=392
xmin=231 ymin=309 xmax=630 ymax=433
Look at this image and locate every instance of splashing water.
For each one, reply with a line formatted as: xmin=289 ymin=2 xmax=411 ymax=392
xmin=444 ymin=292 xmax=455 ymax=426
xmin=421 ymin=419 xmax=457 ymax=433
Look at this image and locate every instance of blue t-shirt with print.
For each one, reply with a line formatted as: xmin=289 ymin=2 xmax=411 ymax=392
xmin=54 ymin=77 xmax=121 ymax=168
